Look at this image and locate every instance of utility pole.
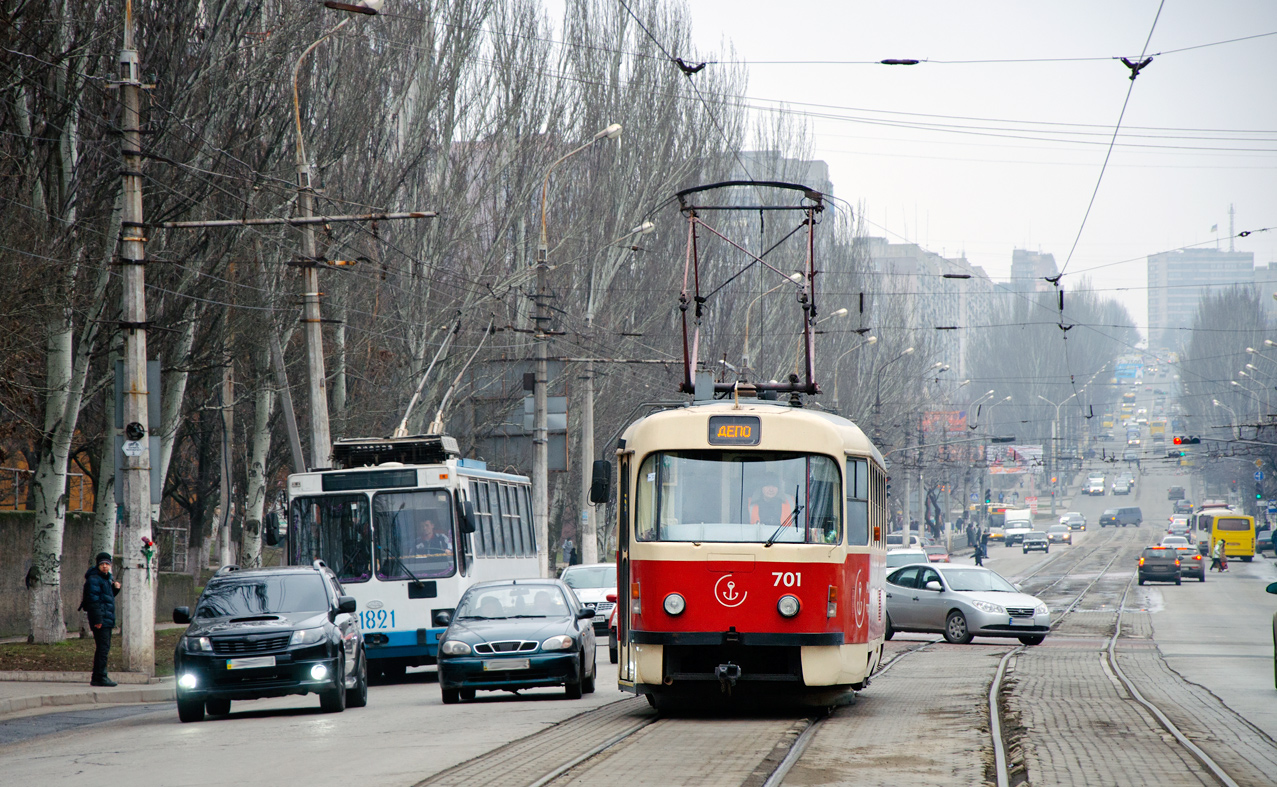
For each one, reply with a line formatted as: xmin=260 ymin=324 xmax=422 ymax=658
xmin=117 ymin=0 xmax=155 ymax=674
xmin=533 ymin=245 xmax=550 ymax=577
xmin=578 ymin=353 xmax=596 ymax=564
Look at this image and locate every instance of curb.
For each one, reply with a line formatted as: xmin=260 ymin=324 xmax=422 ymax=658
xmin=0 ymin=684 xmax=174 ymax=718
xmin=0 ymin=671 xmax=155 ymax=684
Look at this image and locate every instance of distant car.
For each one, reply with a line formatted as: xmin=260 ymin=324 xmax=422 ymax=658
xmin=559 ymin=563 xmax=616 ymax=635
xmin=1101 ymin=507 xmax=1143 ymax=528
xmin=1022 ymin=531 xmax=1050 ymax=554
xmin=1168 ymin=486 xmax=1186 ymax=500
xmin=1122 ymin=450 xmax=1138 ymax=462
xmin=1173 ymin=499 xmax=1194 ymax=515
xmin=1084 ymin=476 xmax=1106 ymax=496
xmin=1167 ymin=521 xmax=1192 ymax=540
xmin=1160 ymin=536 xmax=1190 ymax=549
xmin=1046 ymin=525 xmax=1072 ymax=545
xmin=924 ymin=545 xmax=950 ymax=563
xmin=1060 ymin=512 xmax=1086 ymax=531
xmin=171 ymin=562 xmax=367 ymax=723
xmin=1168 ymin=544 xmax=1206 ymax=581
xmin=884 ymin=565 xmax=1051 ymax=646
xmin=886 ymin=533 xmax=924 ymax=549
xmin=886 ymin=548 xmax=930 ymax=569
xmin=437 ymin=578 xmax=597 ymax=703
xmin=1112 ymin=477 xmax=1133 ymax=495
xmin=1256 ymin=524 xmax=1274 ymax=555
xmin=1138 ymin=546 xmax=1181 ymax=586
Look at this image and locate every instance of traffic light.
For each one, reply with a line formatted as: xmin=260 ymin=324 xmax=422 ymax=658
xmin=1172 ymin=436 xmax=1201 ymax=445
xmin=1167 ymin=449 xmax=1185 ymax=459
xmin=1256 ymin=483 xmax=1264 ymax=501
xmin=984 ymin=488 xmax=992 ymax=504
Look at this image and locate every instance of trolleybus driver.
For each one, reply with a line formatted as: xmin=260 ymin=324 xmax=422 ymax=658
xmin=416 ymin=518 xmax=453 ymax=556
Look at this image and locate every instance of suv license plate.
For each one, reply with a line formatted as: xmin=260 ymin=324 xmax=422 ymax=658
xmin=226 ymin=656 xmax=276 ymax=670
xmin=484 ymin=659 xmax=530 ymax=671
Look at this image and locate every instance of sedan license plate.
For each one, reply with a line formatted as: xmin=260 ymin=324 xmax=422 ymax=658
xmin=483 ymin=659 xmax=530 ymax=672
xmin=226 ymin=656 xmax=275 ymax=670
xmin=1009 ymin=617 xmax=1033 ymax=627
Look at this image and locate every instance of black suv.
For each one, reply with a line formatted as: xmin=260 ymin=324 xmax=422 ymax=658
xmin=172 ymin=561 xmax=367 ymax=723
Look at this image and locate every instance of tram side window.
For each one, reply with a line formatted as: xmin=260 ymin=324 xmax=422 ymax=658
xmin=290 ymin=495 xmax=372 ymax=584
xmin=846 ymin=458 xmax=869 ymax=546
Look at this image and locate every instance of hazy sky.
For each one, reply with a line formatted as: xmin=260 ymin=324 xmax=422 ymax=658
xmin=680 ymin=1 xmax=1277 ymax=335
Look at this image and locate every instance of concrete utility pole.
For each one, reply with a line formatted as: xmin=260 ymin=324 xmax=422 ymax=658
xmin=117 ymin=0 xmax=155 ymax=674
xmin=535 ymin=123 xmax=621 ymax=577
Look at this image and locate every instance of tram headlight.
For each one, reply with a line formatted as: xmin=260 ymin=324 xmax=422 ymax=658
xmin=662 ymin=593 xmax=686 ymax=616
xmin=777 ymin=595 xmax=801 ymax=618
xmin=440 ymin=640 xmax=472 ymax=656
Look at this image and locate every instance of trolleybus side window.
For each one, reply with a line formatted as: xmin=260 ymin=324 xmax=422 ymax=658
xmin=519 ymin=486 xmax=535 ymax=554
xmin=289 ymin=495 xmax=372 ymax=584
xmin=846 ymin=457 xmax=870 ymax=546
xmin=471 ymin=481 xmax=496 ymax=556
xmin=634 ymin=450 xmax=840 ymax=544
xmin=488 ymin=481 xmax=508 ymax=556
xmin=502 ymin=484 xmax=523 ymax=555
xmin=372 ymin=490 xmax=457 ymax=580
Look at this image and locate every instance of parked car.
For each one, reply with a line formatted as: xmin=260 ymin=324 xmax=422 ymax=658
xmin=924 ymin=545 xmax=950 ymax=563
xmin=437 ymin=578 xmax=597 ymax=703
xmin=1046 ymin=525 xmax=1072 ymax=545
xmin=1059 ymin=512 xmax=1087 ymax=531
xmin=559 ymin=563 xmax=616 ymax=635
xmin=1138 ymin=546 xmax=1182 ymax=585
xmin=886 ymin=548 xmax=930 ymax=569
xmin=1022 ymin=531 xmax=1050 ymax=554
xmin=171 ymin=562 xmax=367 ymax=723
xmin=886 ymin=533 xmax=924 ymax=549
xmin=884 ymin=565 xmax=1051 ymax=646
xmin=1100 ymin=507 xmax=1143 ymax=527
xmin=1257 ymin=523 xmax=1274 ymax=555
xmin=1266 ymin=582 xmax=1277 ymax=688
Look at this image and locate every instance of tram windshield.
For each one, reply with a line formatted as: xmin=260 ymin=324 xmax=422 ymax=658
xmin=635 ymin=451 xmax=841 ymax=544
xmin=373 ymin=489 xmax=457 ymax=580
xmin=290 ymin=495 xmax=373 ymax=584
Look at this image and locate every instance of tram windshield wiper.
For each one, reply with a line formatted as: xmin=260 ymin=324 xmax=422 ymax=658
xmin=764 ymin=486 xmax=804 ymax=547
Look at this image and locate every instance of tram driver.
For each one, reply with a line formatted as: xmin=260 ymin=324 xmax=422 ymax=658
xmin=749 ymin=475 xmax=796 ymax=527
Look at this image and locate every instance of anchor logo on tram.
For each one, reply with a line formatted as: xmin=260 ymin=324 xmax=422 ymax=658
xmin=714 ymin=574 xmax=748 ymax=607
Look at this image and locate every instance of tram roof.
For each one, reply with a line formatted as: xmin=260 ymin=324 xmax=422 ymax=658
xmin=618 ymin=400 xmax=884 ymax=466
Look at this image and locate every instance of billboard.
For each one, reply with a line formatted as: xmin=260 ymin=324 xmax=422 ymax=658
xmin=986 ymin=444 xmax=1044 ymax=475
xmin=922 ymin=410 xmax=968 ymax=433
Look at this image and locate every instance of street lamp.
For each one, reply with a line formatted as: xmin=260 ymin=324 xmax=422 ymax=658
xmin=830 ymin=335 xmax=877 ymax=410
xmin=1037 ymin=392 xmax=1079 ymax=515
xmin=873 ymin=346 xmax=915 ymax=442
xmin=291 ymin=1 xmax=381 ymax=470
xmin=577 ymin=217 xmax=653 ymax=565
xmin=742 ymin=272 xmax=804 ymax=374
xmin=533 ymin=122 xmax=622 ymax=577
xmin=1214 ymin=398 xmax=1239 ymax=440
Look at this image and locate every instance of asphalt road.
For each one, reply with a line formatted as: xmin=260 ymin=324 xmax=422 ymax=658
xmin=0 ymin=646 xmax=622 ymax=787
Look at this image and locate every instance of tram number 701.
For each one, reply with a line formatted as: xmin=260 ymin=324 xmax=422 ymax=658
xmin=772 ymin=572 xmax=802 ymax=587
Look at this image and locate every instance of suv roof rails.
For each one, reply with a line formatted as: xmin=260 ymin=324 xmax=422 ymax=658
xmin=312 ymin=559 xmax=329 ymax=572
xmin=213 ymin=565 xmax=241 ymax=576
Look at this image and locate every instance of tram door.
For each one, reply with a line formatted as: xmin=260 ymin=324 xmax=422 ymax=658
xmin=616 ymin=455 xmax=634 ymax=687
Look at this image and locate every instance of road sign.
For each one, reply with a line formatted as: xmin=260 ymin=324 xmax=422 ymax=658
xmin=121 ymin=439 xmax=146 ymax=457
xmin=970 ymin=493 xmax=978 ymax=503
xmin=1256 ymin=471 xmax=1265 ymax=482
xmin=1257 ymin=459 xmax=1264 ymax=468
xmin=1026 ymin=495 xmax=1038 ymax=514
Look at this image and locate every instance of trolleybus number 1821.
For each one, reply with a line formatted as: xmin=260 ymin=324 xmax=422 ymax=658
xmin=771 ymin=572 xmax=802 ymax=587
xmin=360 ymin=610 xmax=396 ymax=630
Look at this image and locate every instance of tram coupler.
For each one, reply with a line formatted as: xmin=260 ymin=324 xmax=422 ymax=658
xmin=715 ymin=662 xmax=741 ymax=694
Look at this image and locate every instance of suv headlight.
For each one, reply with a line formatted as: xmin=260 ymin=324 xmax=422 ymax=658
xmin=289 ymin=627 xmax=325 ymax=646
xmin=542 ymin=635 xmax=575 ymax=651
xmin=440 ymin=640 xmax=471 ymax=656
xmin=184 ymin=636 xmax=212 ymax=652
xmin=970 ymin=600 xmax=1005 ymax=615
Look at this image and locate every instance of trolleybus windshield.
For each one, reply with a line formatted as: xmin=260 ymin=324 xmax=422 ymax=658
xmin=635 ymin=451 xmax=841 ymax=544
xmin=290 ymin=494 xmax=373 ymax=583
xmin=372 ymin=489 xmax=457 ymax=580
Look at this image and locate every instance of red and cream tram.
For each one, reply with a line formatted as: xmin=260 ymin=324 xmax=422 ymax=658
xmin=603 ymin=397 xmax=888 ymax=706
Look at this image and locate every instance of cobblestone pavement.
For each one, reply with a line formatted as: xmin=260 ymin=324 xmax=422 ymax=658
xmin=783 ymin=644 xmax=1006 ymax=786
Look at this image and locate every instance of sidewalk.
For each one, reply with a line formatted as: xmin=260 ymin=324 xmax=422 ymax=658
xmin=0 ymin=675 xmax=174 ymax=718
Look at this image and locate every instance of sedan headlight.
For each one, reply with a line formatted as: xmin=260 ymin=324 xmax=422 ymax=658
xmin=1035 ymin=604 xmax=1050 ymax=616
xmin=289 ymin=627 xmax=325 ymax=646
xmin=439 ymin=640 xmax=472 ymax=656
xmin=184 ymin=636 xmax=212 ymax=652
xmin=542 ymin=635 xmax=575 ymax=651
xmin=970 ymin=600 xmax=1005 ymax=615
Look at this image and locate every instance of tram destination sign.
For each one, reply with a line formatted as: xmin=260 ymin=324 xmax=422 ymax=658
xmin=708 ymin=415 xmax=761 ymax=446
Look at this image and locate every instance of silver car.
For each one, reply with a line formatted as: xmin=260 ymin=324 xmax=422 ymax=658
xmin=884 ymin=564 xmax=1051 ymax=646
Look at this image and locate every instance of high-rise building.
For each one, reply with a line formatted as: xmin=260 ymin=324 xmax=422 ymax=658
xmin=1147 ymin=249 xmax=1254 ymax=349
xmin=1009 ymin=250 xmax=1058 ymax=294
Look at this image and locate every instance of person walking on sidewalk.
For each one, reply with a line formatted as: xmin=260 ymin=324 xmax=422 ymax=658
xmin=80 ymin=552 xmax=120 ymax=687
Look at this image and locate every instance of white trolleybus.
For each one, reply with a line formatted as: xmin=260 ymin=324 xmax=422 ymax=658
xmin=270 ymin=435 xmax=538 ymax=679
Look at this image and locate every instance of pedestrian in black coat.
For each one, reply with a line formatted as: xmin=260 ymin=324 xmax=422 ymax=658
xmin=80 ymin=552 xmax=120 ymax=686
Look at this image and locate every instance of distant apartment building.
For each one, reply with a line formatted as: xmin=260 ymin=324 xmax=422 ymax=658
xmin=1147 ymin=248 xmax=1255 ymax=349
xmin=864 ymin=237 xmax=993 ymax=381
xmin=1009 ymin=249 xmax=1059 ymax=294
